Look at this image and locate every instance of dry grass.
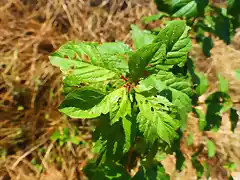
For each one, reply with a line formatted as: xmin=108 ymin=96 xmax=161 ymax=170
xmin=0 ymin=0 xmax=240 ymax=179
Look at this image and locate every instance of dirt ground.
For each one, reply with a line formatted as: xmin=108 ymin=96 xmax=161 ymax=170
xmin=0 ymin=0 xmax=240 ymax=180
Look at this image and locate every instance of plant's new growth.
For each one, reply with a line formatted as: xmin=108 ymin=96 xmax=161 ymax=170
xmin=50 ymin=20 xmax=193 ymax=179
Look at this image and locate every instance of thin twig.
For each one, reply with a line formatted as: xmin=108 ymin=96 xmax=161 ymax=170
xmin=11 ymin=140 xmax=47 ymax=170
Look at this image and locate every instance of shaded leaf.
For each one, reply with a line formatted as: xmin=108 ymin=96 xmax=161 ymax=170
xmin=192 ymin=156 xmax=204 ymax=179
xmin=133 ymin=162 xmax=170 ymax=180
xmin=84 ymin=160 xmax=131 ymax=180
xmin=202 ymin=36 xmax=214 ymax=57
xmin=154 ymin=0 xmax=208 ymax=18
xmin=205 ymin=92 xmax=231 ymax=131
xmin=230 ymin=108 xmax=239 ymax=132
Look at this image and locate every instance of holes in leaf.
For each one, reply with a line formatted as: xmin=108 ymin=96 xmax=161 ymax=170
xmin=151 ymin=107 xmax=154 ymax=112
xmin=72 ymin=53 xmax=77 ymax=60
xmin=81 ymin=54 xmax=90 ymax=63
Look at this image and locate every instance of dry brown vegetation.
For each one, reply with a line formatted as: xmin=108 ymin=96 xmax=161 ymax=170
xmin=0 ymin=0 xmax=240 ymax=180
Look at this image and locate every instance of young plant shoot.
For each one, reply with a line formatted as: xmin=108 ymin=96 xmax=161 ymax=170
xmin=49 ymin=20 xmax=193 ymax=179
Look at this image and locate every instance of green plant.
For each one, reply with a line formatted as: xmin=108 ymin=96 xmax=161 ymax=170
xmin=144 ymin=0 xmax=240 ymax=56
xmin=128 ymin=22 xmax=240 ymax=179
xmin=50 ymin=127 xmax=81 ymax=146
xmin=50 ymin=20 xmax=193 ymax=179
xmin=50 ymin=17 xmax=240 ymax=179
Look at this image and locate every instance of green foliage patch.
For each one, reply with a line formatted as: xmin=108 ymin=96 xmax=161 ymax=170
xmin=50 ymin=20 xmax=193 ymax=179
xmin=50 ymin=15 xmax=240 ymax=178
xmin=145 ymin=0 xmax=240 ymax=56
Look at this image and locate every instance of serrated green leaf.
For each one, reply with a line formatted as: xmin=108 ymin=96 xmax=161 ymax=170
xmin=50 ymin=41 xmax=100 ymax=63
xmin=59 ymin=87 xmax=126 ymax=119
xmin=235 ymin=69 xmax=240 ymax=80
xmin=143 ymin=13 xmax=168 ymax=24
xmin=131 ymin=24 xmax=156 ymax=50
xmin=50 ymin=41 xmax=130 ymax=77
xmin=136 ymin=72 xmax=192 ymax=96
xmin=97 ymin=42 xmax=131 ymax=74
xmin=217 ymin=73 xmax=229 ymax=92
xmin=136 ymin=71 xmax=192 ymax=130
xmin=146 ymin=44 xmax=169 ymax=72
xmin=50 ymin=56 xmax=119 ymax=86
xmin=129 ymin=20 xmax=192 ymax=80
xmin=135 ymin=74 xmax=167 ymax=93
xmin=136 ymin=93 xmax=179 ymax=145
xmin=154 ymin=20 xmax=192 ymax=70
xmin=195 ymin=72 xmax=208 ymax=95
xmin=207 ymin=139 xmax=216 ymax=158
xmin=98 ymin=42 xmax=132 ymax=55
